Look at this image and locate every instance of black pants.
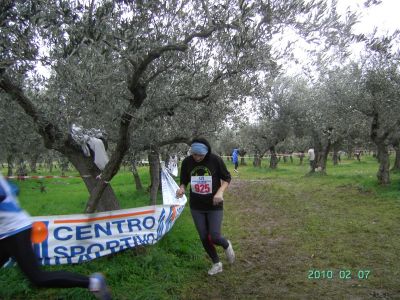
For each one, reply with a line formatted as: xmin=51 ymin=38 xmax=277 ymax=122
xmin=0 ymin=228 xmax=89 ymax=288
xmin=191 ymin=209 xmax=229 ymax=263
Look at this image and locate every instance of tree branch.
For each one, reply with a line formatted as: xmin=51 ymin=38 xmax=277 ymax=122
xmin=144 ymin=61 xmax=175 ymax=86
xmin=85 ymin=104 xmax=136 ymax=213
xmin=128 ymin=25 xmax=217 ymax=95
xmin=176 ymin=91 xmax=209 ymax=101
xmin=137 ymin=136 xmax=192 ymax=152
xmin=0 ymin=72 xmax=62 ymax=149
xmin=183 ymin=26 xmax=216 ymax=44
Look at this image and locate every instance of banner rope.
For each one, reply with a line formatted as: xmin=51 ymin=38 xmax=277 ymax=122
xmin=4 ymin=175 xmax=92 ymax=180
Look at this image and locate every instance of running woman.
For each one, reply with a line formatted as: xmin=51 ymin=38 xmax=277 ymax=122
xmin=176 ymin=138 xmax=235 ymax=275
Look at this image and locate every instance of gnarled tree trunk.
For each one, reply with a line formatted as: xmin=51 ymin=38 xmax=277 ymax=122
xmin=332 ymin=142 xmax=341 ymax=166
xmin=376 ymin=144 xmax=390 ymax=184
xmin=148 ymin=149 xmax=160 ymax=205
xmin=30 ymin=153 xmax=40 ymax=173
xmin=253 ymin=151 xmax=262 ymax=167
xmin=319 ymin=143 xmax=331 ymax=175
xmin=269 ymin=146 xmax=278 ymax=169
xmin=371 ymin=113 xmax=390 ymax=185
xmin=7 ymin=154 xmax=14 ymax=177
xmin=131 ymin=160 xmax=143 ymax=191
xmin=318 ymin=129 xmax=332 ymax=175
xmin=391 ymin=143 xmax=400 ymax=172
xmin=66 ymin=147 xmax=120 ymax=212
xmin=239 ymin=149 xmax=247 ymax=165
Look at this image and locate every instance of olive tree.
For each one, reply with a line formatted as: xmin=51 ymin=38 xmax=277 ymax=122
xmin=1 ymin=0 xmax=360 ymax=211
xmin=1 ymin=0 xmax=260 ymax=211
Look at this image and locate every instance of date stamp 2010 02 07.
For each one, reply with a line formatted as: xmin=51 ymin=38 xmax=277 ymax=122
xmin=308 ymin=269 xmax=371 ymax=280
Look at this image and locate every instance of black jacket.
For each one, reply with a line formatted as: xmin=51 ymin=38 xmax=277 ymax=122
xmin=180 ymin=138 xmax=231 ymax=211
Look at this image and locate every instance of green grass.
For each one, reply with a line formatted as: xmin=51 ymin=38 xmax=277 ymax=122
xmin=1 ymin=155 xmax=400 ymax=299
xmin=218 ymin=155 xmax=400 ymax=299
xmin=10 ymin=167 xmax=158 ymax=215
xmin=1 ymin=167 xmax=208 ymax=300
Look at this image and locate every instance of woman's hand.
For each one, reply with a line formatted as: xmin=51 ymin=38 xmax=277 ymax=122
xmin=213 ymin=192 xmax=224 ymax=205
xmin=176 ymin=186 xmax=185 ymax=198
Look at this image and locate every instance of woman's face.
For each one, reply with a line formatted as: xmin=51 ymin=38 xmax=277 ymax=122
xmin=192 ymin=154 xmax=205 ymax=162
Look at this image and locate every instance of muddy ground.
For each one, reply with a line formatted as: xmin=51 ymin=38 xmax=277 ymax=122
xmin=181 ymin=178 xmax=399 ymax=300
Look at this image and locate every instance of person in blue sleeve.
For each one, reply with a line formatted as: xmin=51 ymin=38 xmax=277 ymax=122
xmin=232 ymin=148 xmax=239 ymax=173
xmin=0 ymin=172 xmax=111 ymax=300
xmin=176 ymin=138 xmax=235 ymax=275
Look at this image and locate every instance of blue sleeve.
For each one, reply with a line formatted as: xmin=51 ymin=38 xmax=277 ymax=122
xmin=0 ymin=185 xmax=5 ymax=202
xmin=0 ymin=181 xmax=19 ymax=202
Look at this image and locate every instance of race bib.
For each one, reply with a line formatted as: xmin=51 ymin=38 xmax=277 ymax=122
xmin=191 ymin=176 xmax=212 ymax=195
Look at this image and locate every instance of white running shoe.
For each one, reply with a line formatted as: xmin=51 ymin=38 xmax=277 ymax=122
xmin=225 ymin=240 xmax=235 ymax=264
xmin=208 ymin=262 xmax=223 ymax=276
xmin=90 ymin=273 xmax=112 ymax=300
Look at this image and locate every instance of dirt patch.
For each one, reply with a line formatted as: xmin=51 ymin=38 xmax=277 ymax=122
xmin=182 ymin=178 xmax=398 ymax=299
xmin=185 ymin=179 xmax=299 ymax=299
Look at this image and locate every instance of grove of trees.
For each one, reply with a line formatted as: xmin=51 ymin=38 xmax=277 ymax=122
xmin=1 ymin=0 xmax=399 ymax=212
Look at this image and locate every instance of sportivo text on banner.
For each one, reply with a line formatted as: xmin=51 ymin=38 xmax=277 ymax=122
xmin=4 ymin=168 xmax=186 ymax=266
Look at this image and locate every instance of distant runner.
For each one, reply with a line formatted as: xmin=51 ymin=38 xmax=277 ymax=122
xmin=232 ymin=148 xmax=239 ymax=173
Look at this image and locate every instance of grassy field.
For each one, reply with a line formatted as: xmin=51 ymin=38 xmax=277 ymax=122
xmin=1 ymin=155 xmax=400 ymax=299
